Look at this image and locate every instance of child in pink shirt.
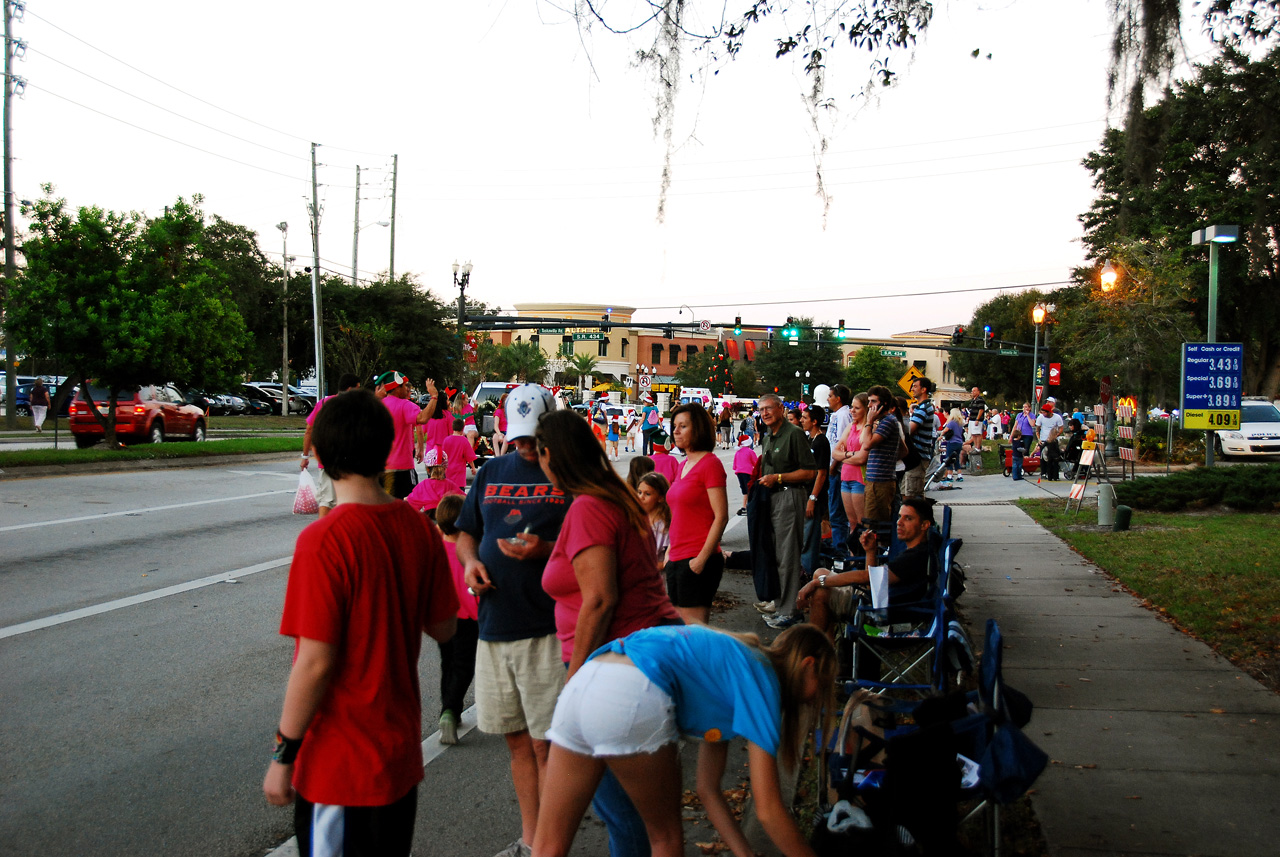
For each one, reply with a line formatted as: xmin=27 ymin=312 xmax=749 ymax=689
xmin=649 ymin=431 xmax=681 ymax=485
xmin=440 ymin=419 xmax=478 ymax=490
xmin=404 ymin=450 xmax=463 ymax=519
xmin=432 ymin=492 xmax=478 ymax=745
xmin=732 ymin=434 xmax=758 ymax=516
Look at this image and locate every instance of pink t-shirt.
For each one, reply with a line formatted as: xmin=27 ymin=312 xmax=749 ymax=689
xmin=441 ymin=434 xmax=478 ymax=490
xmin=541 ymin=495 xmax=680 ymax=663
xmin=456 ymin=403 xmax=476 ymax=429
xmin=651 ymin=448 xmax=681 ymax=485
xmin=841 ymin=424 xmax=865 ymax=483
xmin=404 ymin=477 xmax=462 ymax=515
xmin=495 ymin=408 xmax=508 ymax=433
xmin=732 ymin=446 xmax=758 ymax=475
xmin=383 ymin=394 xmax=422 ymax=471
xmin=423 ymin=415 xmax=451 ymax=455
xmin=443 ymin=540 xmax=479 ymax=621
xmin=667 ymin=453 xmax=726 ymax=561
xmin=306 ymin=395 xmax=336 ymax=470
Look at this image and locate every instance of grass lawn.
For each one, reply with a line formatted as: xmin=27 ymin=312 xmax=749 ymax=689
xmin=1019 ymin=498 xmax=1280 ymax=692
xmin=0 ymin=436 xmax=302 ymax=469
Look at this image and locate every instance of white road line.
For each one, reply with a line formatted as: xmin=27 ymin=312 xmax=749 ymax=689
xmin=723 ymin=513 xmax=746 ymax=536
xmin=0 ymin=489 xmax=294 ymax=533
xmin=0 ymin=556 xmax=292 ymax=640
xmin=265 ymin=705 xmax=479 ymax=857
xmin=224 ymin=470 xmax=300 ymax=480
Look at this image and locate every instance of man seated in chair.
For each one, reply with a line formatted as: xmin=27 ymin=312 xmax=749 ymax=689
xmin=797 ymin=497 xmax=936 ymax=636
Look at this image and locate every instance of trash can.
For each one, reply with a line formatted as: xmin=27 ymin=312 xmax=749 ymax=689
xmin=1113 ymin=505 xmax=1132 ymax=532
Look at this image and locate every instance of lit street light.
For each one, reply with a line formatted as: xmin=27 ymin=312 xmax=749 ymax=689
xmin=1100 ymin=260 xmax=1118 ymax=291
xmin=1190 ymin=223 xmax=1239 ymax=467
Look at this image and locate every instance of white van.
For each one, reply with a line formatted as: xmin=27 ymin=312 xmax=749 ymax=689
xmin=678 ymin=387 xmax=714 ymax=408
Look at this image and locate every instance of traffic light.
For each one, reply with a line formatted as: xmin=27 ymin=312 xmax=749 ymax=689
xmin=530 ymin=333 xmax=540 ymax=345
xmin=950 ymin=325 xmax=965 ymax=346
xmin=663 ymin=326 xmax=675 ymax=340
xmin=601 ymin=312 xmax=611 ymax=333
xmin=837 ymin=319 xmax=846 ymax=339
xmin=983 ymin=325 xmax=993 ymax=348
xmin=783 ymin=317 xmax=798 ymax=339
xmin=734 ymin=316 xmax=742 ymax=336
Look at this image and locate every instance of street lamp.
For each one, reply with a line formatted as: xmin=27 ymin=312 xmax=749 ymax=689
xmin=1190 ymin=224 xmax=1239 ymax=344
xmin=277 ymin=222 xmax=290 ymax=416
xmin=1031 ymin=303 xmax=1049 ymax=407
xmin=1191 ymin=224 xmax=1239 ymax=467
xmin=453 ymin=261 xmax=473 ymax=329
xmin=1100 ymin=260 xmax=1118 ymax=291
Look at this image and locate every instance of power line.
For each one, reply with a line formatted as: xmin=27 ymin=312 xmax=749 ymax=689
xmin=631 ymin=281 xmax=1074 ymax=311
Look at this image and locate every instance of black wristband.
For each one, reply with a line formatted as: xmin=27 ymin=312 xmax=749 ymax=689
xmin=273 ymin=730 xmax=303 ymax=765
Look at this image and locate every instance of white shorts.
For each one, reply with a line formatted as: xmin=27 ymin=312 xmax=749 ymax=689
xmin=546 ymin=660 xmax=677 ymax=757
xmin=967 ymin=421 xmax=983 ymax=436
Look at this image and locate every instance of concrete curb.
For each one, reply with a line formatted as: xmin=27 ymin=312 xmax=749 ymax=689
xmin=0 ymin=451 xmax=299 ymax=480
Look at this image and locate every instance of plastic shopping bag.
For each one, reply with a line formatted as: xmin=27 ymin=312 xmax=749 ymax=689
xmin=293 ymin=469 xmax=319 ymax=515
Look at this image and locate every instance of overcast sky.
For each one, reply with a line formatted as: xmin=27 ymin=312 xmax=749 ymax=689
xmin=10 ymin=1 xmax=1214 ymax=337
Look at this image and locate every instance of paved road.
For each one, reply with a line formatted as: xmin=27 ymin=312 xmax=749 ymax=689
xmin=0 ymin=448 xmax=759 ymax=857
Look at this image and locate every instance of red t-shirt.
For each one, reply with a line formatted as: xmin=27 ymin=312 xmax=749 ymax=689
xmin=667 ymin=453 xmax=727 ymax=561
xmin=541 ymin=494 xmax=680 ymax=663
xmin=441 ymin=434 xmax=478 ymax=490
xmin=280 ymin=501 xmax=459 ymax=806
xmin=443 ymin=539 xmax=479 ymax=621
xmin=404 ymin=477 xmax=462 ymax=514
xmin=382 ymin=395 xmax=422 ymax=471
xmin=651 ymin=448 xmax=681 ymax=485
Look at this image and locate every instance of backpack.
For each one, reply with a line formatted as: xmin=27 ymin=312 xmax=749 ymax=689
xmin=646 ymin=408 xmax=660 ymax=427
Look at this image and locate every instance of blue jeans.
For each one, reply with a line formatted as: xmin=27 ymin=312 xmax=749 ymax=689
xmin=1010 ymin=437 xmax=1031 ymax=480
xmin=592 ymin=756 xmax=651 ymax=857
xmin=827 ymin=477 xmax=849 ymax=556
xmin=801 ymin=515 xmax=822 ymax=575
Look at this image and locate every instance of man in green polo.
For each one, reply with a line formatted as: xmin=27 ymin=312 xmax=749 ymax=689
xmin=756 ymin=393 xmax=818 ymax=629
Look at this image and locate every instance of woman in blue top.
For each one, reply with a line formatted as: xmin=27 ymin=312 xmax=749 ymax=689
xmin=532 ymin=624 xmax=836 ymax=857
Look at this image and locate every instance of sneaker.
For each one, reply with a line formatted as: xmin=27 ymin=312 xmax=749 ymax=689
xmin=765 ymin=613 xmax=802 ymax=630
xmin=493 ymin=839 xmax=531 ymax=857
xmin=955 ymin=475 xmax=964 ymax=482
xmin=754 ymin=600 xmax=777 ymax=614
xmin=439 ymin=710 xmax=458 ymax=745
xmin=736 ymin=507 xmax=747 ymax=516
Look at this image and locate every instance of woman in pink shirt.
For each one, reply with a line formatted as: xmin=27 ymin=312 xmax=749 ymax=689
xmin=666 ymin=403 xmax=729 ymax=625
xmin=830 ymin=392 xmax=871 ymax=543
xmin=492 ymin=392 xmax=509 ymax=456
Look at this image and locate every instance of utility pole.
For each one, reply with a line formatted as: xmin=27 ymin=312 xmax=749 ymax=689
xmin=277 ymin=222 xmax=289 ymax=415
xmin=388 ymin=153 xmax=397 ymax=282
xmin=2 ymin=1 xmax=19 ymax=429
xmin=308 ymin=143 xmax=325 ymax=397
xmin=350 ymin=165 xmax=359 ymax=286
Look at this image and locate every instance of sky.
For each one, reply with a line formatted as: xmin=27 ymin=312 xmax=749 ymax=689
xmin=8 ymin=1 xmax=1217 ymax=339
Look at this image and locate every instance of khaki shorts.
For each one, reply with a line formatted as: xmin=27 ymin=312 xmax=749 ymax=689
xmin=864 ymin=480 xmax=896 ymax=522
xmin=314 ymin=468 xmax=337 ymax=508
xmin=475 ymin=633 xmax=564 ymax=739
xmin=900 ymin=463 xmax=926 ymax=498
xmin=824 ymin=583 xmax=866 ymax=619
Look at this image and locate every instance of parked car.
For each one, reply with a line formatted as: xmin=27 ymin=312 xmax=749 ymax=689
xmin=1214 ymin=398 xmax=1280 ymax=458
xmin=70 ymin=384 xmax=207 ymax=448
xmin=247 ymin=382 xmax=314 ymax=415
xmin=239 ymin=383 xmax=305 ymax=416
xmin=15 ymin=381 xmax=74 ymax=418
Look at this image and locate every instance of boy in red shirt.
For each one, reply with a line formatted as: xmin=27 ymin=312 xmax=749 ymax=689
xmin=263 ymin=388 xmax=458 ymax=857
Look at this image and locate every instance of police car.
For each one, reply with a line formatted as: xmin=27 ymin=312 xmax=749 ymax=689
xmin=1215 ymin=397 xmax=1280 ymax=458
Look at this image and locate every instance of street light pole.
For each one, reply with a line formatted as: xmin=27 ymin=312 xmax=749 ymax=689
xmin=453 ymin=261 xmax=473 ymax=328
xmin=277 ymin=222 xmax=289 ymax=416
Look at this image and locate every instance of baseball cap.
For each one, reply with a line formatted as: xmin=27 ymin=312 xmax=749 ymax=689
xmin=505 ymin=384 xmax=556 ymax=440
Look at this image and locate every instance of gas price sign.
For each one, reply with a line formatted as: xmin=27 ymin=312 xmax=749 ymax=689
xmin=1180 ymin=342 xmax=1243 ymax=430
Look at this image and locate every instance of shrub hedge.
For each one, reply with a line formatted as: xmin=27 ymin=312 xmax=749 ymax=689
xmin=1115 ymin=464 xmax=1280 ymax=511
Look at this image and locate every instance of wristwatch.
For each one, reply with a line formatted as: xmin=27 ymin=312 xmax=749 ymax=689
xmin=808 ymin=494 xmax=817 ymax=501
xmin=818 ymin=575 xmax=828 ymax=587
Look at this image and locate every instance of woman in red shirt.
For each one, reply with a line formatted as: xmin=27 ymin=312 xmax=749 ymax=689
xmin=535 ymin=409 xmax=682 ymax=857
xmin=666 ymin=402 xmax=729 ymax=625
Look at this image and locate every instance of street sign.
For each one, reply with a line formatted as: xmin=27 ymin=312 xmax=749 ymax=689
xmin=1100 ymin=375 xmax=1112 ymax=405
xmin=698 ymin=319 xmax=711 ymax=332
xmin=898 ymin=365 xmax=923 ymax=395
xmin=881 ymin=348 xmax=907 ymax=358
xmin=639 ymin=375 xmax=652 ymax=390
xmin=802 ymin=384 xmax=810 ymax=395
xmin=1049 ymin=363 xmax=1061 ymax=386
xmin=542 ymin=327 xmax=565 ymax=335
xmin=573 ymin=332 xmax=605 ymax=341
xmin=997 ymin=348 xmax=1019 ymax=356
xmin=623 ymin=376 xmax=633 ymax=388
xmin=1180 ymin=342 xmax=1243 ymax=430
xmin=1035 ymin=384 xmax=1044 ymax=403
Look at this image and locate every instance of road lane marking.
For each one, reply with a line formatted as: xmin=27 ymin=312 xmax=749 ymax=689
xmin=264 ymin=705 xmax=479 ymax=857
xmin=224 ymin=470 xmax=300 ymax=480
xmin=0 ymin=556 xmax=292 ymax=639
xmin=0 ymin=489 xmax=295 ymax=533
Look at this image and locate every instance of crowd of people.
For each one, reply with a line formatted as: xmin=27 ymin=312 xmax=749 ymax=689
xmin=267 ymin=369 xmax=1086 ymax=857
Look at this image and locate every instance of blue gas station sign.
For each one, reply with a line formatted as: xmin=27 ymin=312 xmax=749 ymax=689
xmin=1180 ymin=342 xmax=1243 ymax=430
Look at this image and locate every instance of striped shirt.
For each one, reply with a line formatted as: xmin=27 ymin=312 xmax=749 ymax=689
xmin=909 ymin=399 xmax=936 ymax=459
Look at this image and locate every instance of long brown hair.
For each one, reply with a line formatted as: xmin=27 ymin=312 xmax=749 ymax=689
xmin=725 ymin=624 xmax=837 ymax=771
xmin=536 ymin=409 xmax=649 ymax=538
xmin=637 ymin=471 xmax=671 ymax=528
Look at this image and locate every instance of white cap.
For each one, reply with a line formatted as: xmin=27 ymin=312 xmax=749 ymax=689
xmin=505 ymin=384 xmax=556 ymax=440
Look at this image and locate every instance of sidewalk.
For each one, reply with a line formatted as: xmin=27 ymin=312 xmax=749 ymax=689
xmin=946 ymin=474 xmax=1280 ymax=856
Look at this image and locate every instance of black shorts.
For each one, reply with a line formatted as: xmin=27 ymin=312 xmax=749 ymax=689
xmin=296 ymin=784 xmax=417 ymax=857
xmin=664 ymin=553 xmax=725 ymax=609
xmin=736 ymin=472 xmax=751 ymax=496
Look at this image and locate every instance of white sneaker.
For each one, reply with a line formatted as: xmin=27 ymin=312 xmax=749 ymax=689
xmin=493 ymin=839 xmax=531 ymax=857
xmin=754 ymin=600 xmax=777 ymax=614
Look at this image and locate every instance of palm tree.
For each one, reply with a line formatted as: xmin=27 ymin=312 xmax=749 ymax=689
xmin=503 ymin=341 xmax=548 ymax=384
xmin=565 ymin=353 xmax=600 ymax=392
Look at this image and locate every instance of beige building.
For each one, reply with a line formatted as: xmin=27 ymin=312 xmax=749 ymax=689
xmin=837 ymin=325 xmax=968 ymax=410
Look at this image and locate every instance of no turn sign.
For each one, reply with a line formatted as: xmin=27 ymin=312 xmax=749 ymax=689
xmin=639 ymin=375 xmax=652 ymax=390
xmin=699 ymin=319 xmax=711 ymax=332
